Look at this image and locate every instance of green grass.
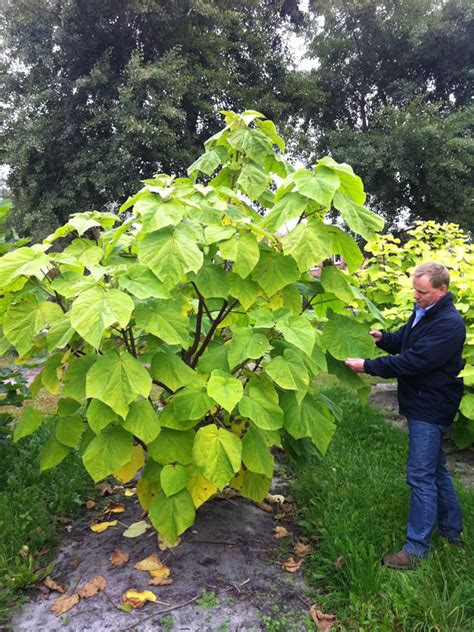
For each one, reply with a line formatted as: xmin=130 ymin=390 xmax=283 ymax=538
xmin=292 ymin=386 xmax=474 ymax=631
xmin=0 ymin=419 xmax=96 ymax=625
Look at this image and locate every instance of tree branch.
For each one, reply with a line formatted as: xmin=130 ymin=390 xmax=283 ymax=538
xmin=191 ymin=300 xmax=238 ymax=368
xmin=152 ymin=378 xmax=175 ymax=395
xmin=184 ymin=295 xmax=204 ymax=364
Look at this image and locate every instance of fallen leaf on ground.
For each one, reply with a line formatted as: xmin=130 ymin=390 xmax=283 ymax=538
xmin=123 ymin=520 xmax=151 ymax=538
xmin=256 ymin=501 xmax=273 ymax=513
xmin=294 ymin=541 xmax=312 ymax=557
xmin=281 ymin=502 xmax=297 ymax=515
xmin=309 ymin=605 xmax=337 ymax=631
xmin=79 ymin=575 xmax=107 ymax=598
xmin=109 ymin=548 xmax=129 ymax=567
xmin=282 ymin=556 xmax=304 ymax=573
xmin=148 ymin=576 xmax=173 ymax=586
xmin=34 ymin=546 xmax=49 ymax=557
xmin=90 ymin=520 xmax=118 ymax=533
xmin=50 ymin=593 xmax=80 ymax=616
xmin=134 ymin=555 xmax=170 ymax=579
xmin=122 ymin=589 xmax=157 ymax=609
xmin=158 ymin=533 xmax=181 ymax=550
xmin=334 ymin=555 xmax=345 ymax=570
xmin=273 ymin=526 xmax=291 ymax=539
xmin=85 ymin=500 xmax=96 ymax=510
xmin=266 ymin=493 xmax=285 ymax=504
xmin=124 ymin=488 xmax=136 ymax=497
xmin=44 ymin=576 xmax=65 ymax=593
xmin=98 ymin=482 xmax=120 ymax=496
xmin=102 ymin=501 xmax=126 ymax=514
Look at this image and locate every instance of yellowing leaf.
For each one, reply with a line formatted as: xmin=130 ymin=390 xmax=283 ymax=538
xmin=50 ymin=593 xmax=80 ymax=616
xmin=79 ymin=575 xmax=107 ymax=598
xmin=148 ymin=576 xmax=173 ymax=586
xmin=122 ymin=589 xmax=157 ymax=609
xmin=44 ymin=576 xmax=65 ymax=593
xmin=136 ymin=478 xmax=158 ymax=511
xmin=124 ymin=487 xmax=136 ymax=497
xmin=186 ymin=469 xmax=217 ymax=509
xmin=102 ymin=501 xmax=126 ymax=514
xmin=113 ymin=444 xmax=145 ymax=484
xmin=122 ymin=520 xmax=151 ymax=538
xmin=158 ymin=533 xmax=181 ymax=550
xmin=133 ymin=554 xmax=164 ymax=573
xmin=273 ymin=526 xmax=291 ymax=539
xmin=109 ymin=548 xmax=129 ymax=567
xmin=85 ymin=500 xmax=96 ymax=510
xmin=90 ymin=520 xmax=118 ymax=533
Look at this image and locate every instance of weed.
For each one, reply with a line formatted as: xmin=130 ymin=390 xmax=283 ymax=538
xmin=196 ymin=590 xmax=221 ymax=609
xmin=159 ymin=614 xmax=174 ymax=631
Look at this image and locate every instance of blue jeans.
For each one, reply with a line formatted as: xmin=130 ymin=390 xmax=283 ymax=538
xmin=403 ymin=419 xmax=463 ymax=557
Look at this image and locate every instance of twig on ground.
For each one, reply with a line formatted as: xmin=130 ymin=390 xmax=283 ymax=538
xmin=119 ymin=594 xmax=202 ymax=631
xmin=102 ymin=587 xmax=122 ymax=611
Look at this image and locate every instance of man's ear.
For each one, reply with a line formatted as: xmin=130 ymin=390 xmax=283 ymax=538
xmin=440 ymin=285 xmax=448 ymax=296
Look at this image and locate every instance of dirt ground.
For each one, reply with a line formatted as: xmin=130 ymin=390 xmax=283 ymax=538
xmin=10 ymin=468 xmax=314 ymax=632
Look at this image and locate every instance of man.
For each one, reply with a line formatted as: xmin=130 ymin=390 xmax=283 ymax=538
xmin=345 ymin=262 xmax=466 ymax=570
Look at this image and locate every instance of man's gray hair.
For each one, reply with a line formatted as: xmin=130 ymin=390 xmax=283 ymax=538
xmin=413 ymin=262 xmax=450 ymax=288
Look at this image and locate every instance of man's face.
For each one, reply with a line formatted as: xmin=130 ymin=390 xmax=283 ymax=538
xmin=412 ymin=274 xmax=447 ymax=308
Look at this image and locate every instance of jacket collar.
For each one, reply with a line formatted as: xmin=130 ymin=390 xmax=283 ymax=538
xmin=413 ymin=291 xmax=454 ymax=320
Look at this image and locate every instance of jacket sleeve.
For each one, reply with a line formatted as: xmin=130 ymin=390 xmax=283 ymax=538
xmin=364 ymin=322 xmax=465 ymax=378
xmin=376 ymin=322 xmax=410 ymax=356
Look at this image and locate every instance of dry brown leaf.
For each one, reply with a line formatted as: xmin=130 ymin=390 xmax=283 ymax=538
xmin=282 ymin=556 xmax=304 ymax=573
xmin=90 ymin=520 xmax=118 ymax=533
xmin=334 ymin=555 xmax=345 ymax=570
xmin=294 ymin=541 xmax=312 ymax=557
xmin=122 ymin=589 xmax=157 ymax=609
xmin=97 ymin=482 xmax=120 ymax=496
xmin=34 ymin=546 xmax=49 ymax=557
xmin=109 ymin=548 xmax=129 ymax=567
xmin=273 ymin=526 xmax=291 ymax=540
xmin=85 ymin=500 xmax=96 ymax=510
xmin=102 ymin=501 xmax=126 ymax=514
xmin=148 ymin=576 xmax=173 ymax=586
xmin=256 ymin=501 xmax=273 ymax=513
xmin=50 ymin=593 xmax=80 ymax=616
xmin=134 ymin=554 xmax=170 ymax=579
xmin=309 ymin=605 xmax=337 ymax=632
xmin=44 ymin=576 xmax=65 ymax=593
xmin=79 ymin=575 xmax=107 ymax=599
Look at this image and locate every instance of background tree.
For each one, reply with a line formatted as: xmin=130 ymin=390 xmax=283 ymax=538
xmin=298 ymin=0 xmax=474 ymax=231
xmin=0 ymin=0 xmax=304 ymax=239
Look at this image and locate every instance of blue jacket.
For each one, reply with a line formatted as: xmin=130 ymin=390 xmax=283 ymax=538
xmin=364 ymin=292 xmax=466 ymax=425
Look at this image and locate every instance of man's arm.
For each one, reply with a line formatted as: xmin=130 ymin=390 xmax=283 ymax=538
xmin=376 ymin=322 xmax=410 ymax=356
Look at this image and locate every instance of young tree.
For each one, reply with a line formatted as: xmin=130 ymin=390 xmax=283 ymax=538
xmin=2 ymin=111 xmax=383 ymax=544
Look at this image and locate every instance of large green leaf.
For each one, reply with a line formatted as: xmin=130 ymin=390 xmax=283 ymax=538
xmin=194 ymin=264 xmax=229 ymax=299
xmin=135 ymin=193 xmax=185 ymax=233
xmin=320 ymin=265 xmax=358 ymax=303
xmin=82 ymin=426 xmax=133 ymax=482
xmin=460 ymin=394 xmax=474 ymax=420
xmin=275 ymin=315 xmax=315 ymax=356
xmin=293 ymin=167 xmax=340 ymax=208
xmin=134 ymin=298 xmax=189 ymax=346
xmin=228 ymin=273 xmax=260 ymax=311
xmin=121 ymin=399 xmax=161 ymax=444
xmin=41 ymin=353 xmax=63 ymax=395
xmin=50 ymin=272 xmax=96 ymax=298
xmin=322 ymin=314 xmax=375 ymax=361
xmin=281 ymin=391 xmax=336 ymax=455
xmin=86 ymin=399 xmax=117 ymax=434
xmin=264 ymin=349 xmax=309 ymax=393
xmin=327 ymin=225 xmax=363 ymax=274
xmin=193 ymin=424 xmax=242 ymax=489
xmin=207 ymin=369 xmax=243 ymax=413
xmin=326 ymin=354 xmax=370 ymax=401
xmin=170 ymin=380 xmax=214 ymax=423
xmin=86 ymin=351 xmax=152 ymax=418
xmin=13 ymin=406 xmax=42 ymax=442
xmin=317 ymin=157 xmax=366 ymax=205
xmin=56 ymin=415 xmax=85 ymax=448
xmin=70 ymin=286 xmax=134 ymax=349
xmin=333 ymin=192 xmax=384 ymax=241
xmin=47 ymin=314 xmax=75 ymax=352
xmin=138 ymin=224 xmax=203 ymax=288
xmin=237 ymin=163 xmax=269 ymax=200
xmin=196 ymin=343 xmax=230 ymax=374
xmin=39 ymin=436 xmax=70 ymax=472
xmin=151 ymin=349 xmax=196 ymax=392
xmin=220 ymin=230 xmax=260 ymax=279
xmin=0 ymin=247 xmax=50 ymax=286
xmin=148 ymin=428 xmax=195 ymax=465
xmin=160 ymin=464 xmax=190 ymax=497
xmin=4 ymin=296 xmax=63 ymax=357
xmin=259 ymin=192 xmax=308 ymax=233
xmin=149 ymin=488 xmax=196 ymax=544
xmin=118 ymin=264 xmax=171 ymax=300
xmin=234 ymin=470 xmax=272 ymax=503
xmin=252 ymin=250 xmax=299 ymax=296
xmin=282 ymin=219 xmax=334 ymax=273
xmin=62 ymin=354 xmax=96 ymax=402
xmin=227 ymin=327 xmax=270 ymax=369
xmin=238 ymin=376 xmax=284 ymax=430
xmin=187 ymin=149 xmax=222 ymax=177
xmin=242 ymin=426 xmax=274 ymax=477
xmin=227 ymin=127 xmax=273 ymax=162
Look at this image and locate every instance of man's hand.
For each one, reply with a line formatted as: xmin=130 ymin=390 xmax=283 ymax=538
xmin=345 ymin=358 xmax=366 ymax=373
xmin=369 ymin=329 xmax=382 ymax=343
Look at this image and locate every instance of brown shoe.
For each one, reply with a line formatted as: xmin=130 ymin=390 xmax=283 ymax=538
xmin=382 ymin=550 xmax=422 ymax=570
